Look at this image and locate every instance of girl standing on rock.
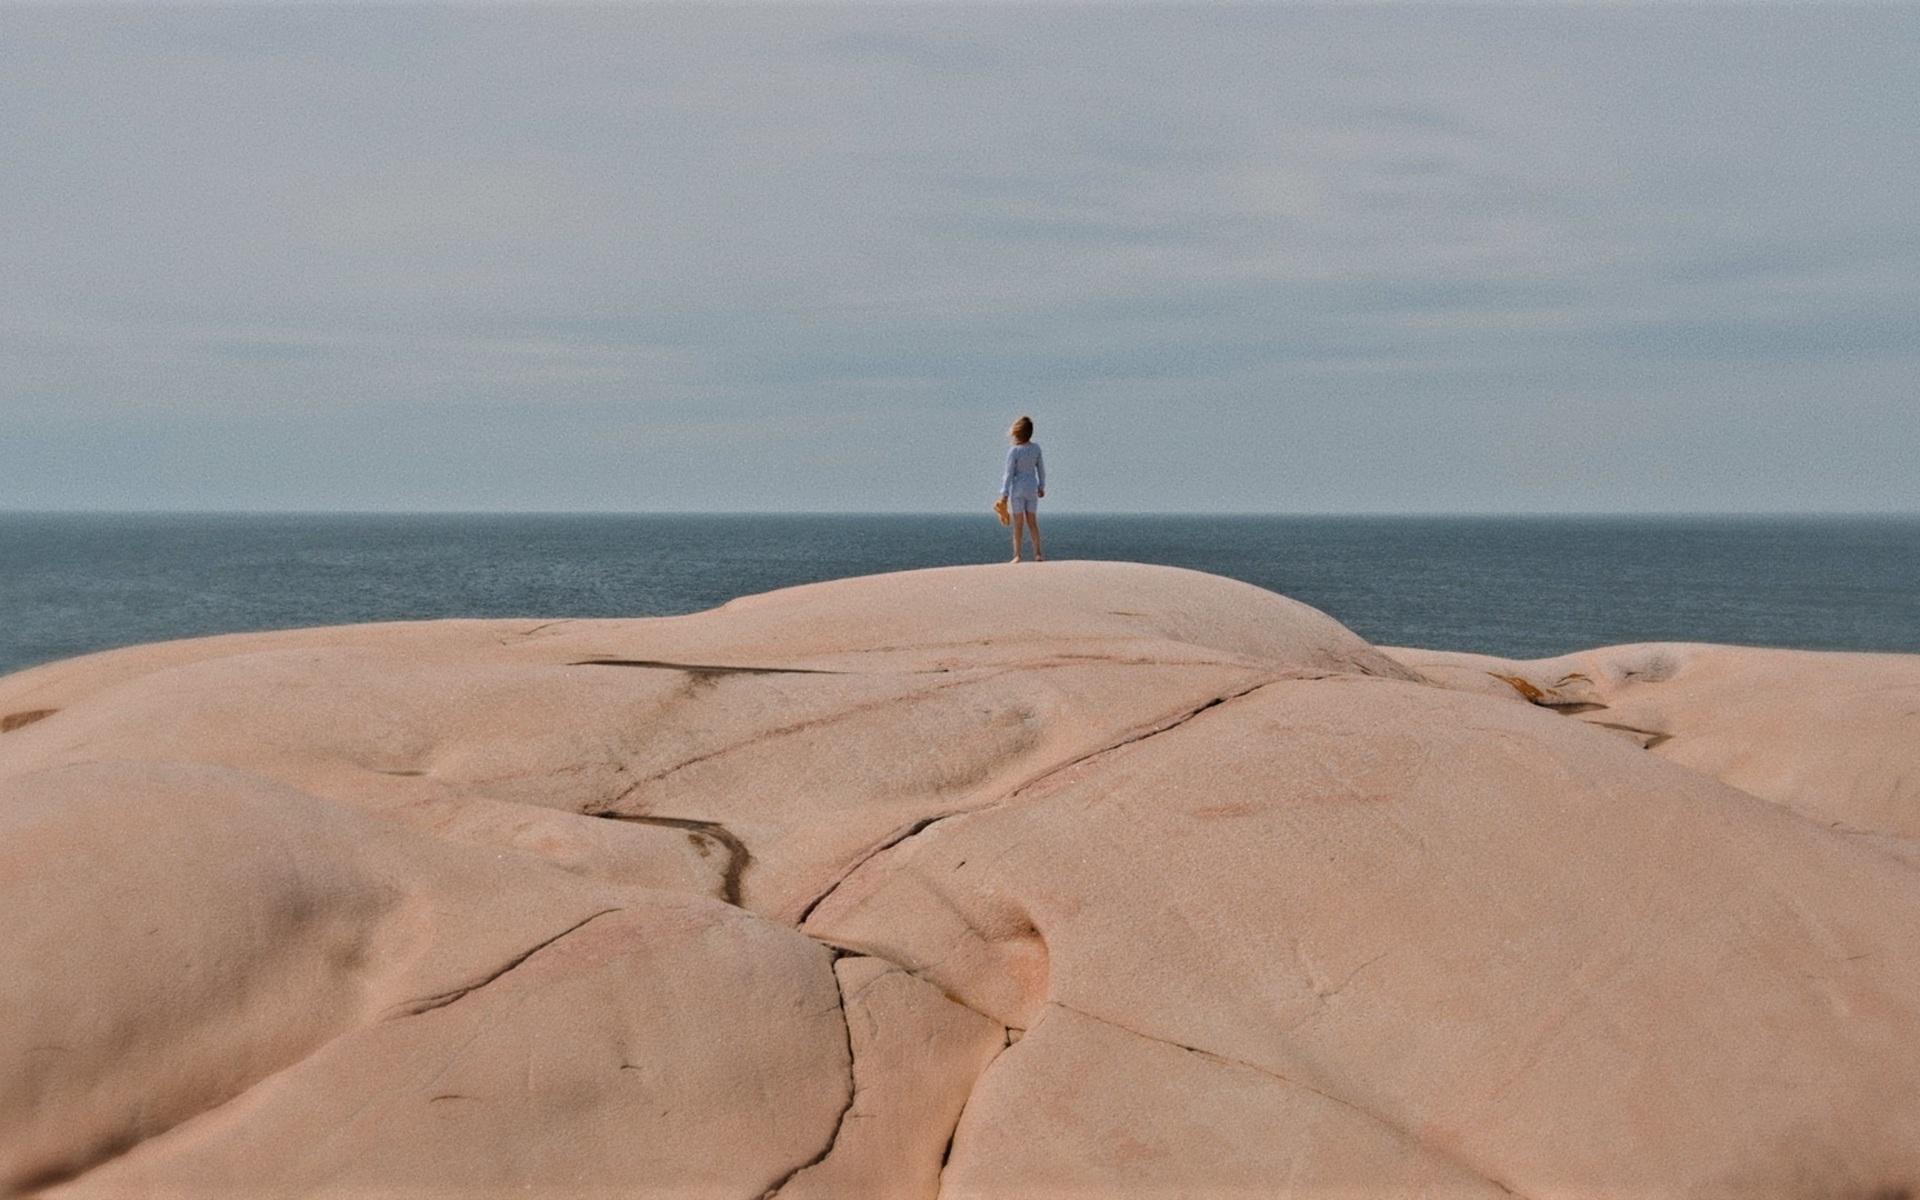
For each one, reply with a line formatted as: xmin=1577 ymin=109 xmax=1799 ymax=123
xmin=1000 ymin=415 xmax=1045 ymax=563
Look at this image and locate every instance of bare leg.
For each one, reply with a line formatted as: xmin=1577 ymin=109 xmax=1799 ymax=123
xmin=1025 ymin=511 xmax=1044 ymax=561
xmin=1009 ymin=511 xmax=1023 ymax=562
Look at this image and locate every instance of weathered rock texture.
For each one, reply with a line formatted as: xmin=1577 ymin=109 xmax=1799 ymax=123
xmin=2 ymin=562 xmax=1916 ymax=1198
xmin=1388 ymin=641 xmax=1920 ymax=843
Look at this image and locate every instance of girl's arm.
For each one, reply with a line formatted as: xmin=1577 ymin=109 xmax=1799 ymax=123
xmin=1001 ymin=446 xmax=1016 ymax=497
xmin=1036 ymin=446 xmax=1045 ymax=495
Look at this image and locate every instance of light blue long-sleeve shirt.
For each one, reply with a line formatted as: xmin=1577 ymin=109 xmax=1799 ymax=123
xmin=1001 ymin=442 xmax=1045 ymax=500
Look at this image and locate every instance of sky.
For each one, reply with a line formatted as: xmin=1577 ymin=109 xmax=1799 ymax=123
xmin=3 ymin=4 xmax=1916 ymax=514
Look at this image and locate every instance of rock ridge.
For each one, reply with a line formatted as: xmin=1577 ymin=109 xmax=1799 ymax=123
xmin=2 ymin=562 xmax=1916 ymax=1197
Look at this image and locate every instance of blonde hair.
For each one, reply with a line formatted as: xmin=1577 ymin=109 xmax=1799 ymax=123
xmin=1010 ymin=415 xmax=1034 ymax=443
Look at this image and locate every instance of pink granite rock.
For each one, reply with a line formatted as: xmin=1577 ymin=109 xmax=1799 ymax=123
xmin=1 ymin=563 xmax=1915 ymax=1197
xmin=1390 ymin=641 xmax=1920 ymax=841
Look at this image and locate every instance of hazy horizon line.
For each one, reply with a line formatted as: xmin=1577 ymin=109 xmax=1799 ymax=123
xmin=6 ymin=508 xmax=1918 ymax=520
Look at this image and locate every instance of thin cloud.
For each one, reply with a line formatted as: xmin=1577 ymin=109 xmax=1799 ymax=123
xmin=2 ymin=4 xmax=1916 ymax=512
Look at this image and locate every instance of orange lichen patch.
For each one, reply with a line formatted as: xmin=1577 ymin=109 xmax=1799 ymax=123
xmin=0 ymin=709 xmax=56 ymax=734
xmin=1490 ymin=674 xmax=1547 ymax=703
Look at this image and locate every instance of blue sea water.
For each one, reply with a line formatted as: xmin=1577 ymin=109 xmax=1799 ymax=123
xmin=2 ymin=513 xmax=1917 ymax=679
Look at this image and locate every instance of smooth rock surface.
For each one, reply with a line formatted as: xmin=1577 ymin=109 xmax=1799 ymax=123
xmin=1388 ymin=641 xmax=1920 ymax=841
xmin=3 ymin=562 xmax=1916 ymax=1198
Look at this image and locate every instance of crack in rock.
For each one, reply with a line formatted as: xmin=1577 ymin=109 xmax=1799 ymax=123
xmin=796 ymin=814 xmax=952 ymax=926
xmin=1048 ymin=1001 xmax=1528 ymax=1200
xmin=1581 ymin=719 xmax=1674 ymax=749
xmin=781 ymin=943 xmax=1017 ymax=1199
xmin=26 ymin=912 xmax=628 ymax=1193
xmin=1309 ymin=949 xmax=1390 ymax=1002
xmin=933 ymin=1008 xmax=1032 ymax=1196
xmin=802 ymin=940 xmax=1009 ymax=1029
xmin=387 ymin=908 xmax=621 ymax=1019
xmin=637 ymin=668 xmax=1025 ymax=786
xmin=758 ymin=957 xmax=857 ymax=1200
xmin=797 ymin=676 xmax=1295 ymax=926
xmin=570 ymin=658 xmax=848 ymax=677
xmin=493 ymin=619 xmax=578 ymax=646
xmin=601 ymin=656 xmax=1310 ymax=797
xmin=1 ymin=708 xmax=57 ymax=733
xmin=617 ymin=657 xmax=1327 ymax=799
xmin=587 ymin=812 xmax=752 ymax=907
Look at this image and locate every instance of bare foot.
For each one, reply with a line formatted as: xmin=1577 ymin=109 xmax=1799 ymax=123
xmin=1009 ymin=555 xmax=1023 ymax=564
xmin=1035 ymin=553 xmax=1046 ymax=562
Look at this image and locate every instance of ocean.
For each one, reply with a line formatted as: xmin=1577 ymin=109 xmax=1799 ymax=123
xmin=2 ymin=513 xmax=1917 ymax=679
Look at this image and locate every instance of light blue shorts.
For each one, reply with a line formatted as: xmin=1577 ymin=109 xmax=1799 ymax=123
xmin=1007 ymin=495 xmax=1038 ymax=515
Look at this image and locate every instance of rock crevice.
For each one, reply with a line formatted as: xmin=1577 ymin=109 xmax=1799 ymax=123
xmin=797 ymin=674 xmax=1291 ymax=926
xmin=587 ymin=812 xmax=752 ymax=906
xmin=1046 ymin=1001 xmax=1527 ymax=1200
xmin=757 ymin=956 xmax=858 ymax=1200
xmin=387 ymin=907 xmax=622 ymax=1018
